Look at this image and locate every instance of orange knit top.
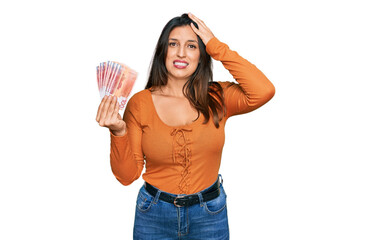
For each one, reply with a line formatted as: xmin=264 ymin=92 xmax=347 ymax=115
xmin=109 ymin=37 xmax=275 ymax=194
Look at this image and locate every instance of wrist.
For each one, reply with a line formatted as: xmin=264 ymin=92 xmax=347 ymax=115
xmin=110 ymin=128 xmax=127 ymax=137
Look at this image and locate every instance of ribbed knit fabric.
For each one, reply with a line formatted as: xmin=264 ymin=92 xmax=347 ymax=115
xmin=110 ymin=37 xmax=275 ymax=194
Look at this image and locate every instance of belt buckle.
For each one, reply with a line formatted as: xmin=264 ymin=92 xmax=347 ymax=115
xmin=174 ymin=195 xmax=186 ymax=207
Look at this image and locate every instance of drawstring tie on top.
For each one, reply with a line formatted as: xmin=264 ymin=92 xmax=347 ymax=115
xmin=170 ymin=128 xmax=192 ymax=194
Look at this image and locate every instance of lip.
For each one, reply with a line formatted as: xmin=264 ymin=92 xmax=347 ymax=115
xmin=173 ymin=60 xmax=189 ymax=69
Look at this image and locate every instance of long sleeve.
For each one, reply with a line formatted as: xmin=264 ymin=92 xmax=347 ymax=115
xmin=206 ymin=37 xmax=275 ymax=118
xmin=110 ymin=93 xmax=144 ymax=185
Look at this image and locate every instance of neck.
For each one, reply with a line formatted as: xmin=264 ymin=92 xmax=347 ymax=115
xmin=160 ymin=78 xmax=188 ymax=97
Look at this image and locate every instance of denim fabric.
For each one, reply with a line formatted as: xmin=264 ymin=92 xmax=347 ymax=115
xmin=133 ymin=176 xmax=229 ymax=240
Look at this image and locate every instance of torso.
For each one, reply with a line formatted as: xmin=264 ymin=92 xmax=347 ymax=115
xmin=150 ymin=90 xmax=199 ymax=127
xmin=137 ymin=86 xmax=227 ymax=194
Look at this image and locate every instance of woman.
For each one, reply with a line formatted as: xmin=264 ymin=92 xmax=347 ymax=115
xmin=96 ymin=13 xmax=275 ymax=239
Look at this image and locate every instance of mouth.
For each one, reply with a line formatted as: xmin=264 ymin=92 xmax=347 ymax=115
xmin=173 ymin=60 xmax=189 ymax=69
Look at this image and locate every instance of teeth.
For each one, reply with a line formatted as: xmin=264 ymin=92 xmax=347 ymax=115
xmin=174 ymin=62 xmax=188 ymax=66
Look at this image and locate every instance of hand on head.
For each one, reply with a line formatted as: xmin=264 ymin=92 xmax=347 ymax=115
xmin=188 ymin=13 xmax=215 ymax=46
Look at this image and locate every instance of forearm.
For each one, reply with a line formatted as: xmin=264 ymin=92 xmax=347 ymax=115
xmin=207 ymin=37 xmax=275 ymax=106
xmin=110 ymin=132 xmax=141 ymax=185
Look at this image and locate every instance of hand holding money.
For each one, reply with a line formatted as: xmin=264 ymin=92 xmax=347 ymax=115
xmin=96 ymin=61 xmax=137 ymax=109
xmin=96 ymin=95 xmax=127 ymax=136
xmin=95 ymin=61 xmax=137 ymax=135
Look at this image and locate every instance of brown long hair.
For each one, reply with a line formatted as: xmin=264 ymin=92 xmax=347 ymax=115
xmin=145 ymin=14 xmax=226 ymax=128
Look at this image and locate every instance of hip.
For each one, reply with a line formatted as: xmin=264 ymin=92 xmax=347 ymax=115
xmin=134 ymin=175 xmax=229 ymax=239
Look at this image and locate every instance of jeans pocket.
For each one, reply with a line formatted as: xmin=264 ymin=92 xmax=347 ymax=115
xmin=136 ymin=186 xmax=154 ymax=212
xmin=204 ymin=187 xmax=227 ymax=215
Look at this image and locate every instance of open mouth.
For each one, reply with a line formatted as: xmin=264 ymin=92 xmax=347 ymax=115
xmin=173 ymin=60 xmax=189 ymax=69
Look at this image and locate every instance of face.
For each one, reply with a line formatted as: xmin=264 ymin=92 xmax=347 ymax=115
xmin=165 ymin=25 xmax=200 ymax=82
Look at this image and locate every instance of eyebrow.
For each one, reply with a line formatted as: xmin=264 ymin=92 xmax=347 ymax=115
xmin=169 ymin=38 xmax=198 ymax=43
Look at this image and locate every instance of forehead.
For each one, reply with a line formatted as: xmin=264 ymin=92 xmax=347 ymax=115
xmin=169 ymin=25 xmax=198 ymax=41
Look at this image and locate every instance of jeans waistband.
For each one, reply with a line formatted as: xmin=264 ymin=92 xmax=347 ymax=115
xmin=144 ymin=174 xmax=223 ymax=207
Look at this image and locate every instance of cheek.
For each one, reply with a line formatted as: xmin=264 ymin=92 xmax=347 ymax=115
xmin=166 ymin=49 xmax=177 ymax=61
xmin=165 ymin=54 xmax=173 ymax=67
xmin=192 ymin=57 xmax=200 ymax=69
xmin=192 ymin=52 xmax=201 ymax=64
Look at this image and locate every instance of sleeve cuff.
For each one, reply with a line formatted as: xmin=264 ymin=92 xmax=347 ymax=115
xmin=109 ymin=129 xmax=128 ymax=138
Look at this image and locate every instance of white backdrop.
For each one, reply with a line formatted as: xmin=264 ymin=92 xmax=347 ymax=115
xmin=1 ymin=0 xmax=370 ymax=239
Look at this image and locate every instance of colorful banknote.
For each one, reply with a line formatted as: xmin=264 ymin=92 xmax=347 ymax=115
xmin=96 ymin=61 xmax=137 ymax=109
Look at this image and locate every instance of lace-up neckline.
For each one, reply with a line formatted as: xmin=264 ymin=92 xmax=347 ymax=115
xmin=147 ymin=89 xmax=200 ymax=194
xmin=171 ymin=128 xmax=192 ymax=193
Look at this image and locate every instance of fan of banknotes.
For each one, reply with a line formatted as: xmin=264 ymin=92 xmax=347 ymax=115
xmin=96 ymin=61 xmax=137 ymax=109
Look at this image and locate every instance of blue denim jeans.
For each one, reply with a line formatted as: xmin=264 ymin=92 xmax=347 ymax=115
xmin=133 ymin=175 xmax=229 ymax=240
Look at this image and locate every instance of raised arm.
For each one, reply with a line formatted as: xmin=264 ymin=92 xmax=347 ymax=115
xmin=206 ymin=38 xmax=275 ymax=117
xmin=189 ymin=13 xmax=275 ymax=118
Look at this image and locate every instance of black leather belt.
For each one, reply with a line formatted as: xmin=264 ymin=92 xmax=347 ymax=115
xmin=144 ymin=180 xmax=220 ymax=207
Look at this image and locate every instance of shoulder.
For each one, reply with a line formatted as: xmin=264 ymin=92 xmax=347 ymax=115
xmin=125 ymin=89 xmax=150 ymax=111
xmin=209 ymin=81 xmax=235 ymax=91
xmin=127 ymin=89 xmax=149 ymax=104
xmin=216 ymin=81 xmax=234 ymax=88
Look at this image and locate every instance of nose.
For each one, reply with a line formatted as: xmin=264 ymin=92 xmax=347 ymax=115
xmin=177 ymin=45 xmax=186 ymax=58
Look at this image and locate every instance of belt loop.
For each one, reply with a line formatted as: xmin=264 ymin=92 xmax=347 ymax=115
xmin=153 ymin=189 xmax=161 ymax=204
xmin=218 ymin=174 xmax=223 ymax=187
xmin=197 ymin=192 xmax=204 ymax=207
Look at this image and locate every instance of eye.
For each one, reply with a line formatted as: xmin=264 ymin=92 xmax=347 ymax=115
xmin=188 ymin=44 xmax=197 ymax=49
xmin=169 ymin=42 xmax=177 ymax=47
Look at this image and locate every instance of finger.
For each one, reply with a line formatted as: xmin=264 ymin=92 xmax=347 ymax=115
xmin=110 ymin=96 xmax=120 ymax=120
xmin=189 ymin=13 xmax=201 ymax=28
xmin=190 ymin=22 xmax=200 ymax=34
xmin=107 ymin=95 xmax=117 ymax=121
xmin=99 ymin=95 xmax=113 ymax=125
xmin=196 ymin=18 xmax=207 ymax=29
xmin=189 ymin=13 xmax=207 ymax=29
xmin=188 ymin=12 xmax=199 ymax=22
xmin=188 ymin=13 xmax=201 ymax=27
xmin=117 ymin=112 xmax=123 ymax=121
xmin=96 ymin=95 xmax=108 ymax=122
xmin=115 ymin=103 xmax=123 ymax=122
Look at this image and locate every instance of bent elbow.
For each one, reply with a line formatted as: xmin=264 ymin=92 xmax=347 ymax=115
xmin=113 ymin=173 xmax=138 ymax=186
xmin=115 ymin=176 xmax=134 ymax=186
xmin=111 ymin=166 xmax=140 ymax=186
xmin=252 ymin=83 xmax=275 ymax=110
xmin=266 ymin=83 xmax=275 ymax=101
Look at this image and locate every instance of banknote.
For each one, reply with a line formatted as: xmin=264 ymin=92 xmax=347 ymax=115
xmin=96 ymin=61 xmax=137 ymax=109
